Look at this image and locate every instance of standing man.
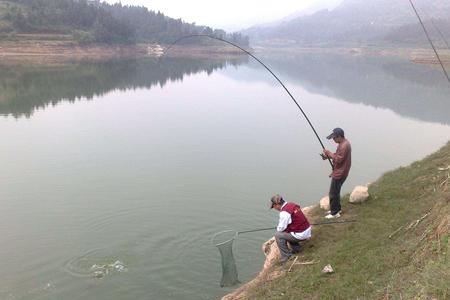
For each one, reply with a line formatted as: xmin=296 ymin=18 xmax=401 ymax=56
xmin=323 ymin=127 xmax=352 ymax=219
xmin=270 ymin=194 xmax=311 ymax=263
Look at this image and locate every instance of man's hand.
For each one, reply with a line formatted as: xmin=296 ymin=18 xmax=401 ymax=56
xmin=323 ymin=149 xmax=333 ymax=159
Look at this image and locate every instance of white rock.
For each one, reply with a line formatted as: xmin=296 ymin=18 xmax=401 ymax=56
xmin=349 ymin=186 xmax=370 ymax=203
xmin=261 ymin=237 xmax=280 ymax=270
xmin=322 ymin=264 xmax=334 ymax=274
xmin=147 ymin=44 xmax=164 ymax=57
xmin=320 ymin=196 xmax=330 ymax=210
xmin=302 ymin=205 xmax=315 ymax=218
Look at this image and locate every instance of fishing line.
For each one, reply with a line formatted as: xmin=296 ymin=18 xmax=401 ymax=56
xmin=408 ymin=0 xmax=450 ymax=85
xmin=162 ymin=34 xmax=334 ymax=169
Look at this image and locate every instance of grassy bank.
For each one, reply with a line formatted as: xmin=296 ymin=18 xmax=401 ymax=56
xmin=243 ymin=142 xmax=450 ymax=299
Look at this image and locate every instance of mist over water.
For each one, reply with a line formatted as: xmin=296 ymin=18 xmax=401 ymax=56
xmin=0 ymin=54 xmax=449 ymax=300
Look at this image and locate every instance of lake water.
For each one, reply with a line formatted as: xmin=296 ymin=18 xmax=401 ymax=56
xmin=0 ymin=53 xmax=449 ymax=300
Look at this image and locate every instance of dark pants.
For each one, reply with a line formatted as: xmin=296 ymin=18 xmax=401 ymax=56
xmin=329 ymin=177 xmax=346 ymax=215
xmin=275 ymin=231 xmax=302 ymax=262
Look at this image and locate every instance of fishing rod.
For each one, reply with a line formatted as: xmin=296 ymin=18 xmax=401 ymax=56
xmin=408 ymin=0 xmax=450 ymax=86
xmin=162 ymin=34 xmax=334 ymax=169
xmin=419 ymin=7 xmax=450 ymax=52
xmin=237 ymin=219 xmax=356 ymax=234
xmin=429 ymin=18 xmax=450 ymax=51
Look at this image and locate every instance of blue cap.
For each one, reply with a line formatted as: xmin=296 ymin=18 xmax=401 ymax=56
xmin=326 ymin=128 xmax=344 ymax=139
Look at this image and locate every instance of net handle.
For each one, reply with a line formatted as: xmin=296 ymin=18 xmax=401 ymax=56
xmin=237 ymin=227 xmax=276 ymax=234
xmin=212 ymin=220 xmax=357 ymax=244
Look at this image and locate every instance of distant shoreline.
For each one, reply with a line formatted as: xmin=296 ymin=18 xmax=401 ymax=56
xmin=251 ymin=45 xmax=450 ymax=66
xmin=0 ymin=39 xmax=448 ymax=66
xmin=0 ymin=40 xmax=246 ymax=65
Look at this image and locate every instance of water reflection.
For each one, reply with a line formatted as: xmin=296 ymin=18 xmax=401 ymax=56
xmin=0 ymin=52 xmax=449 ymax=300
xmin=229 ymin=53 xmax=450 ymax=125
xmin=0 ymin=56 xmax=247 ymax=118
xmin=2 ymin=53 xmax=447 ymax=124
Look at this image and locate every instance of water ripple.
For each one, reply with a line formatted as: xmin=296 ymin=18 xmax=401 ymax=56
xmin=64 ymin=248 xmax=128 ymax=279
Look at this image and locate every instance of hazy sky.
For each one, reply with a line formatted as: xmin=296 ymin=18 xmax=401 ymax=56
xmin=105 ymin=0 xmax=344 ymax=31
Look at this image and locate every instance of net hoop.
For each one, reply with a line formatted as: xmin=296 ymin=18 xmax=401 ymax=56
xmin=212 ymin=230 xmax=238 ymax=247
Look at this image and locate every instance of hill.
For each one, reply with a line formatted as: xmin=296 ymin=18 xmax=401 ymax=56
xmin=243 ymin=0 xmax=450 ymax=47
xmin=0 ymin=0 xmax=249 ymax=46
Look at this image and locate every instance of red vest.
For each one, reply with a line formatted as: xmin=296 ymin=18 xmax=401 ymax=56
xmin=281 ymin=202 xmax=310 ymax=233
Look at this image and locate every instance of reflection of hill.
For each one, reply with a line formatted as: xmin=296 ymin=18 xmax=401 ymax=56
xmin=236 ymin=53 xmax=450 ymax=125
xmin=0 ymin=57 xmax=246 ymax=118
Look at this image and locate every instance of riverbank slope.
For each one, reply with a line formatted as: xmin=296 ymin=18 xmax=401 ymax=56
xmin=225 ymin=141 xmax=450 ymax=299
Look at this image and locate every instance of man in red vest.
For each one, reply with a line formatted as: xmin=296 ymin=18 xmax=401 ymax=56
xmin=270 ymin=194 xmax=312 ymax=263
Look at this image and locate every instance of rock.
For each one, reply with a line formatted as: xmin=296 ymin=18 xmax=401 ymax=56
xmin=320 ymin=196 xmax=330 ymax=210
xmin=302 ymin=205 xmax=315 ymax=218
xmin=147 ymin=44 xmax=164 ymax=57
xmin=322 ymin=264 xmax=334 ymax=274
xmin=262 ymin=237 xmax=280 ymax=270
xmin=349 ymin=186 xmax=369 ymax=203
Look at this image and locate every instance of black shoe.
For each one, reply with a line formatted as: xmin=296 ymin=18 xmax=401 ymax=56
xmin=279 ymin=255 xmax=292 ymax=264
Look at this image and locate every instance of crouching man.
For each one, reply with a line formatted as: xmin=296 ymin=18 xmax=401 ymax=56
xmin=270 ymin=194 xmax=312 ymax=263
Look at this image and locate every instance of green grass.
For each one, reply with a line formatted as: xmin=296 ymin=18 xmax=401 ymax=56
xmin=243 ymin=142 xmax=450 ymax=299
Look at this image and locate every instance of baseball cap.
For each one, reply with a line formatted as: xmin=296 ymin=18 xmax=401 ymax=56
xmin=326 ymin=128 xmax=344 ymax=140
xmin=269 ymin=194 xmax=283 ymax=209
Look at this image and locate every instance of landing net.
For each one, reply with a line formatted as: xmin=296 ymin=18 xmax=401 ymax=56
xmin=212 ymin=230 xmax=240 ymax=287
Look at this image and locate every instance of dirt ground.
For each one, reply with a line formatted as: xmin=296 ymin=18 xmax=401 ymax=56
xmin=0 ymin=40 xmax=245 ymax=65
xmin=0 ymin=40 xmax=151 ymax=64
xmin=253 ymin=45 xmax=450 ymax=66
xmin=0 ymin=40 xmax=448 ymax=66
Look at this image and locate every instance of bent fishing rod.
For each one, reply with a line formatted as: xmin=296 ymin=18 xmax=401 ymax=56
xmin=162 ymin=34 xmax=334 ymax=169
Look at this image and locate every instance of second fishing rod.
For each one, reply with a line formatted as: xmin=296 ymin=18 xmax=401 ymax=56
xmin=237 ymin=220 xmax=356 ymax=234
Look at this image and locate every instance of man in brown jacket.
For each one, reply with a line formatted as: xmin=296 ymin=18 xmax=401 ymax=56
xmin=323 ymin=128 xmax=352 ymax=219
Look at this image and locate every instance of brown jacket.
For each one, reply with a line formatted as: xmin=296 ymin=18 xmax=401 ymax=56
xmin=331 ymin=139 xmax=351 ymax=180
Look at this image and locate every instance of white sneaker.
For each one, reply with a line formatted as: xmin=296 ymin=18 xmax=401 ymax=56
xmin=325 ymin=213 xmax=341 ymax=219
xmin=326 ymin=210 xmax=341 ymax=215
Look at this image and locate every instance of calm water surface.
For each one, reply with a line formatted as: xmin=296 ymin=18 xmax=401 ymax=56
xmin=0 ymin=54 xmax=449 ymax=300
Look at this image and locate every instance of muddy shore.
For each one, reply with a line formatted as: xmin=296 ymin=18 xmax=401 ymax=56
xmin=0 ymin=40 xmax=245 ymax=65
xmin=251 ymin=45 xmax=450 ymax=66
xmin=0 ymin=40 xmax=448 ymax=65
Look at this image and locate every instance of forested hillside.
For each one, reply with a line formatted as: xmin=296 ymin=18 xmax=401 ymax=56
xmin=0 ymin=0 xmax=249 ymax=46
